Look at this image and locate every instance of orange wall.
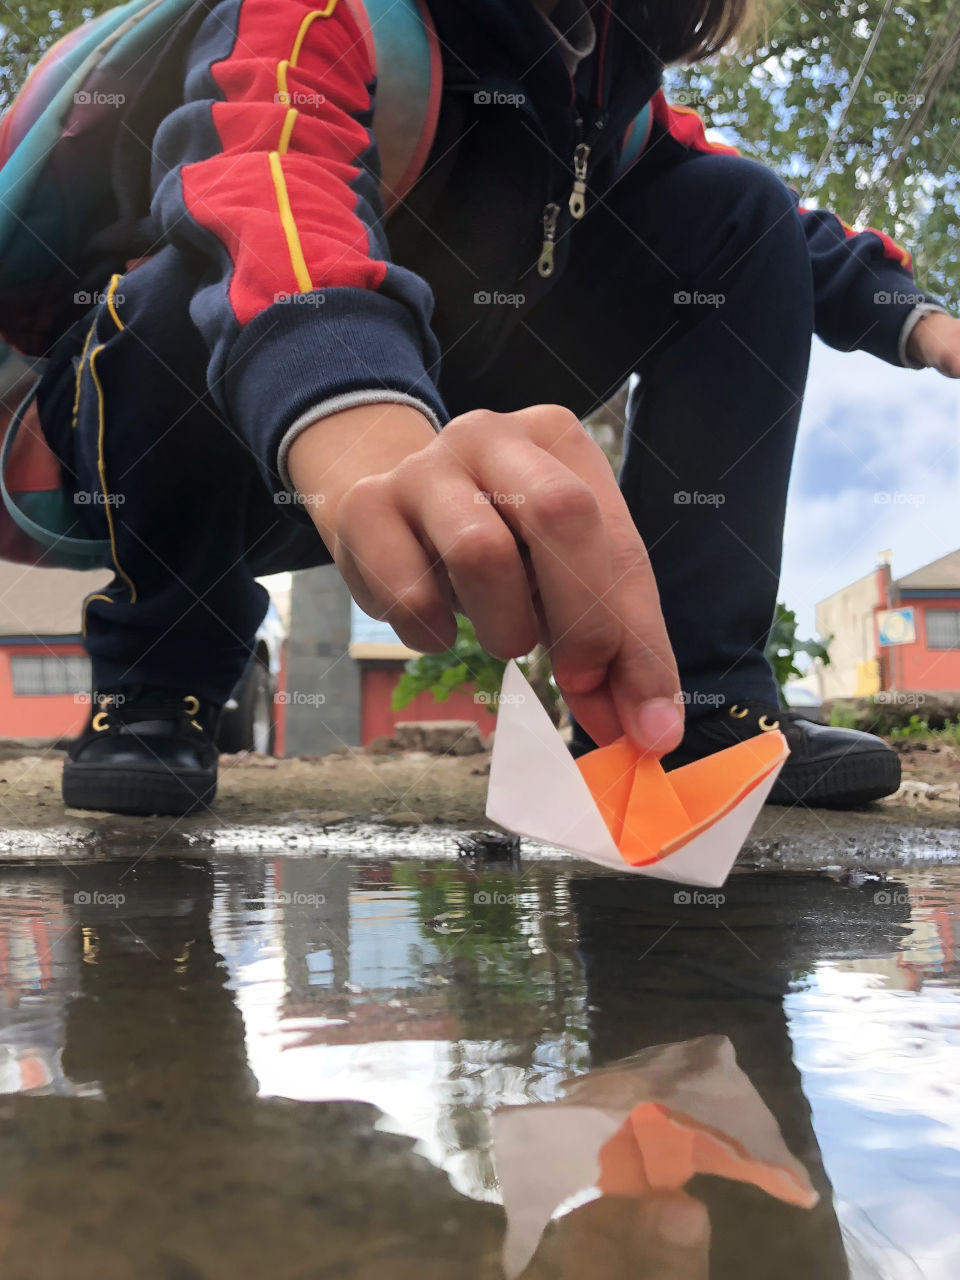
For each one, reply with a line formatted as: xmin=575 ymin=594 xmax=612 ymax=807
xmin=361 ymin=664 xmax=496 ymax=745
xmin=0 ymin=643 xmax=90 ymax=739
xmin=882 ymin=601 xmax=960 ymax=691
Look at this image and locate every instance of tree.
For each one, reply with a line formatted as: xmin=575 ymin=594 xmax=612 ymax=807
xmin=669 ymin=0 xmax=960 ymax=303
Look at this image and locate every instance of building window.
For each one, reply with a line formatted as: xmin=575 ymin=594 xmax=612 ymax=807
xmin=926 ymin=610 xmax=960 ymax=650
xmin=10 ymin=655 xmax=91 ymax=696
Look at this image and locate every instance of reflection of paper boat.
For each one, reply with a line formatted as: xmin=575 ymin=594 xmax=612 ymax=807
xmin=492 ymin=1036 xmax=818 ymax=1279
xmin=486 ymin=661 xmax=788 ymax=887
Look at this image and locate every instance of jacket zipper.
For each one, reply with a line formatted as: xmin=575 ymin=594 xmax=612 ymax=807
xmin=537 ymin=202 xmax=561 ymax=277
xmin=538 ymin=0 xmax=614 ymax=270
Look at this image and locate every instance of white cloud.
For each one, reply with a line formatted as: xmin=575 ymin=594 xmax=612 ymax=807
xmin=782 ymin=340 xmax=960 ymax=637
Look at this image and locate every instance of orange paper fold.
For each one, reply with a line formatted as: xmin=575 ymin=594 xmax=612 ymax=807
xmin=597 ymin=1100 xmax=817 ymax=1208
xmin=576 ymin=732 xmax=788 ymax=867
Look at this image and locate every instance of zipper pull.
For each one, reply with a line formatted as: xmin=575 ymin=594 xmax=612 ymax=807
xmin=538 ymin=202 xmax=561 ymax=277
xmin=569 ymin=142 xmax=591 ymax=219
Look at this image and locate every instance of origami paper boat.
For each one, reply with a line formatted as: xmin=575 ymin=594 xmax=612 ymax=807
xmin=491 ymin=1036 xmax=818 ymax=1278
xmin=486 ymin=661 xmax=788 ymax=887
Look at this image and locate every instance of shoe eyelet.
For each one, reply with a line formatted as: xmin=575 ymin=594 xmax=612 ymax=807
xmin=758 ymin=714 xmax=780 ymax=732
xmin=729 ymin=704 xmax=749 ymax=719
xmin=183 ymin=695 xmax=200 ymax=716
xmin=92 ymin=711 xmax=110 ymax=732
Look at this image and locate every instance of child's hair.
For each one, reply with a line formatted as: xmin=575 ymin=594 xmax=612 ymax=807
xmin=637 ymin=0 xmax=753 ymax=63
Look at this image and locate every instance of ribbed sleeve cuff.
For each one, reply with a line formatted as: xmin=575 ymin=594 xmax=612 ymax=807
xmin=222 ymin=287 xmax=447 ymax=498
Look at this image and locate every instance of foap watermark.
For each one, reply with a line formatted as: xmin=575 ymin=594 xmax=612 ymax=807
xmin=474 ymin=890 xmax=520 ymax=905
xmin=873 ymin=889 xmax=928 ymax=907
xmin=874 ymin=290 xmax=926 ymax=306
xmin=75 ymin=289 xmax=123 ymax=307
xmin=74 ymin=490 xmax=125 ymax=506
xmin=873 ymin=491 xmax=925 ymax=507
xmin=675 ymin=691 xmax=726 ymax=709
xmin=674 ymin=490 xmax=725 ymax=507
xmin=475 ymin=489 xmax=526 ymax=507
xmin=674 ymin=290 xmax=725 ymax=308
xmin=74 ymin=90 xmax=125 ymax=107
xmin=274 ymin=491 xmax=326 ymax=508
xmin=274 ymin=291 xmax=325 ymax=306
xmin=70 ymin=890 xmax=126 ymax=907
xmin=73 ymin=692 xmax=127 ymax=707
xmin=275 ymin=690 xmax=326 ymax=707
xmin=674 ymin=890 xmax=725 ymax=907
xmin=270 ymin=890 xmax=327 ymax=907
xmin=274 ymin=90 xmax=326 ymax=107
xmin=671 ymin=89 xmax=729 ymax=109
xmin=475 ymin=690 xmax=526 ymax=708
xmin=875 ymin=690 xmax=926 ymax=707
xmin=474 ymin=89 xmax=526 ymax=107
xmin=874 ymin=90 xmax=925 ymax=107
xmin=474 ymin=290 xmax=525 ymax=308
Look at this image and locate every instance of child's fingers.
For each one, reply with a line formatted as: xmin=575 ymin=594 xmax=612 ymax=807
xmin=448 ymin=436 xmax=622 ymax=692
xmin=396 ymin=471 xmax=539 ymax=660
xmin=334 ymin=476 xmax=457 ymax=653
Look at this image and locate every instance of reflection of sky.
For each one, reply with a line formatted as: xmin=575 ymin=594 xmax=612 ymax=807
xmin=211 ymin=869 xmax=585 ymax=1203
xmin=787 ymin=884 xmax=960 ymax=1280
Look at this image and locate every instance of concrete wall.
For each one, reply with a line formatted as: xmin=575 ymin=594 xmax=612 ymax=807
xmin=815 ymin=572 xmax=879 ymax=699
xmin=283 ymin=566 xmax=360 ymax=755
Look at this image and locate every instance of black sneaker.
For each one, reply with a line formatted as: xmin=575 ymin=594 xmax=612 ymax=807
xmin=662 ymin=702 xmax=901 ymax=809
xmin=63 ymin=687 xmax=220 ymax=817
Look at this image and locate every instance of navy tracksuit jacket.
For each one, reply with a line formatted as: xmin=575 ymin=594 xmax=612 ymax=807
xmin=37 ymin=0 xmax=942 ymax=711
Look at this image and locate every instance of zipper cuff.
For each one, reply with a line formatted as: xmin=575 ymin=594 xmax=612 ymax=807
xmin=277 ymin=391 xmax=443 ymax=493
xmin=898 ymin=302 xmax=952 ymax=369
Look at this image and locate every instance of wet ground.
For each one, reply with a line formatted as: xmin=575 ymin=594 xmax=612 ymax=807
xmin=1 ymin=851 xmax=958 ymax=1279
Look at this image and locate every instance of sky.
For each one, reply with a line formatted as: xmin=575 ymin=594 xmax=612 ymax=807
xmin=781 ymin=337 xmax=960 ymax=640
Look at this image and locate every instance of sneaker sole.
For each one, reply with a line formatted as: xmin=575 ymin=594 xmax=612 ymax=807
xmin=62 ymin=762 xmax=217 ymax=817
xmin=767 ymin=750 xmax=901 ymax=809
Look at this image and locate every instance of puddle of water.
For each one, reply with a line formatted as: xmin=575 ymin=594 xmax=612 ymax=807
xmin=0 ymin=855 xmax=958 ymax=1279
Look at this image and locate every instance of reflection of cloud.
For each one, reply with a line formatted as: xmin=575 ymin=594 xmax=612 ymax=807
xmin=782 ymin=341 xmax=959 ymax=635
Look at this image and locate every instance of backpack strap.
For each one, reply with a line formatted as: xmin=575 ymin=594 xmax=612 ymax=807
xmin=352 ymin=0 xmax=442 ymax=212
xmin=0 ymin=374 xmax=111 ymax=568
xmin=618 ymin=101 xmax=653 ymax=177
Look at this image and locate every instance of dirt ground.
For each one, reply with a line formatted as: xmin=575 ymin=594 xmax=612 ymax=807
xmin=0 ymin=735 xmax=956 ymax=863
xmin=0 ymin=743 xmax=492 ymax=831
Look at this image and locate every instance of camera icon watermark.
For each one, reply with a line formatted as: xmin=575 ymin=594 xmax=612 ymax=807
xmin=70 ymin=889 xmax=126 ymax=907
xmin=673 ymin=490 xmax=725 ymax=507
xmin=273 ymin=291 xmax=325 ymax=306
xmin=473 ymin=90 xmax=526 ymax=107
xmin=274 ymin=90 xmax=326 ymax=107
xmin=74 ymin=490 xmax=125 ymax=506
xmin=275 ymin=690 xmax=326 ymax=707
xmin=874 ymin=91 xmax=925 ymax=107
xmin=674 ymin=290 xmax=725 ymax=308
xmin=475 ymin=489 xmax=526 ymax=507
xmin=274 ymin=491 xmax=326 ymax=507
xmin=674 ymin=691 xmax=726 ymax=708
xmin=473 ymin=889 xmax=520 ymax=905
xmin=474 ymin=290 xmax=525 ymax=308
xmin=73 ymin=90 xmax=125 ymax=107
xmin=271 ymin=890 xmax=326 ymax=906
xmin=674 ymin=889 xmax=725 ymax=907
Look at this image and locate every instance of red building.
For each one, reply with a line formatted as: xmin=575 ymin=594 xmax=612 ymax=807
xmin=0 ymin=562 xmax=110 ymax=741
xmin=816 ymin=549 xmax=960 ymax=698
xmin=876 ymin=549 xmax=960 ymax=692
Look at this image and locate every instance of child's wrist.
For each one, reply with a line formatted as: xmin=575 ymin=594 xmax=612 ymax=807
xmin=286 ymin=402 xmax=438 ymax=541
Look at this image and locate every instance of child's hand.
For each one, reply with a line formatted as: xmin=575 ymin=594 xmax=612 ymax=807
xmin=288 ymin=402 xmax=683 ymax=754
xmin=907 ymin=312 xmax=960 ymax=377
